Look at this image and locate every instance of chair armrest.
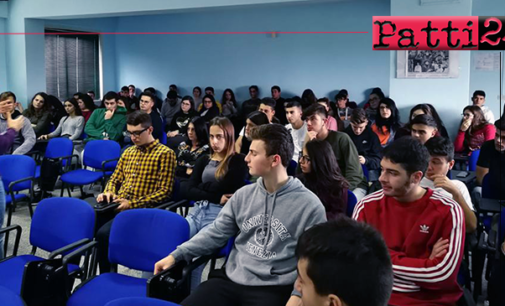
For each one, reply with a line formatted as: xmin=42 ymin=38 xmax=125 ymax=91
xmin=56 ymin=154 xmax=80 ymax=171
xmin=101 ymin=158 xmax=119 ymax=172
xmin=8 ymin=177 xmax=35 ymax=193
xmin=61 ymin=241 xmax=98 ymax=292
xmin=0 ymin=225 xmax=22 ymax=259
xmin=48 ymin=238 xmax=91 ymax=259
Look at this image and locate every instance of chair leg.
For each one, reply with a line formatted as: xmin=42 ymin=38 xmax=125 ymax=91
xmin=67 ymin=186 xmax=72 ymax=197
xmin=60 ymin=182 xmax=65 ymax=197
xmin=4 ymin=204 xmax=14 ymax=253
xmin=27 ymin=199 xmax=34 ymax=218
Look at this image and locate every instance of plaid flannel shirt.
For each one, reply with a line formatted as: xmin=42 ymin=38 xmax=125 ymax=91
xmin=104 ymin=139 xmax=176 ymax=208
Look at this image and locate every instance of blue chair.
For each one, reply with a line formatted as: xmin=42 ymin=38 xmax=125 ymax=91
xmin=468 ymin=149 xmax=480 ymax=171
xmin=66 ymin=209 xmax=190 ymax=306
xmin=106 ymin=297 xmax=181 ymax=306
xmin=60 ymin=140 xmax=120 ymax=197
xmin=346 ymin=190 xmax=358 ymax=217
xmin=0 ymin=155 xmax=36 ymax=224
xmin=160 ymin=119 xmax=167 ymax=145
xmin=0 ymin=285 xmax=25 ymax=306
xmin=35 ymin=137 xmax=74 ymax=178
xmin=361 ymin=164 xmax=369 ymax=182
xmin=0 ymin=198 xmax=95 ymax=295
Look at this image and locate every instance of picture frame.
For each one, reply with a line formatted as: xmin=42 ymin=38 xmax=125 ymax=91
xmin=396 ymin=50 xmax=460 ymax=79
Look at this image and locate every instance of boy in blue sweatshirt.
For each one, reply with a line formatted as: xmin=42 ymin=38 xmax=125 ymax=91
xmin=155 ymin=124 xmax=327 ymax=306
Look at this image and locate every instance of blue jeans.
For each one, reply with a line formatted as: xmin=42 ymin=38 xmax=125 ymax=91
xmin=186 ymin=201 xmax=223 ymax=291
xmin=0 ymin=181 xmax=6 ymax=259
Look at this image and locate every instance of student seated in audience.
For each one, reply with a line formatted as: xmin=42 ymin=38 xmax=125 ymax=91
xmin=344 ymin=108 xmax=382 ymax=180
xmin=180 ymin=117 xmax=248 ymax=289
xmin=298 ymin=140 xmax=349 ymax=220
xmin=454 ymin=105 xmax=495 ymax=155
xmin=422 ymin=137 xmax=477 ymax=232
xmin=259 ymin=97 xmax=280 ymax=124
xmin=337 ymin=89 xmax=358 ymax=109
xmin=353 ymin=137 xmax=465 ymax=306
xmin=193 ymin=86 xmax=203 ymax=110
xmin=475 ymin=116 xmax=505 ymax=197
xmin=201 ymin=87 xmax=222 ymax=113
xmin=118 ymin=96 xmax=134 ymax=114
xmin=144 ymin=87 xmax=164 ymax=111
xmin=38 ymin=98 xmax=84 ymax=141
xmin=120 ymin=86 xmax=129 ymax=98
xmin=85 ymin=91 xmax=126 ymax=142
xmin=292 ymin=218 xmax=393 ymax=306
xmin=73 ymin=92 xmax=83 ymax=100
xmin=128 ymin=85 xmax=139 ymax=110
xmin=161 ymin=90 xmax=181 ymax=126
xmin=0 ymin=91 xmax=36 ymax=155
xmin=94 ymin=111 xmax=176 ymax=273
xmin=334 ymin=92 xmax=352 ymax=128
xmin=241 ymin=85 xmax=262 ymax=120
xmin=410 ymin=114 xmax=438 ymax=145
xmin=155 ymin=124 xmax=326 ymax=306
xmin=272 ymin=85 xmax=287 ymax=125
xmin=22 ymin=92 xmax=52 ymax=138
xmin=371 ymin=98 xmax=402 ymax=148
xmin=170 ymin=84 xmax=182 ymax=99
xmin=128 ymin=84 xmax=136 ymax=98
xmin=317 ymin=98 xmax=341 ymax=131
xmin=221 ymin=88 xmax=238 ymax=118
xmin=363 ymin=87 xmax=385 ymax=123
xmin=301 ymin=89 xmax=317 ymax=110
xmin=0 ymin=99 xmax=24 ymax=155
xmin=199 ymin=94 xmax=220 ymax=123
xmin=77 ymin=93 xmax=97 ymax=123
xmin=235 ymin=111 xmax=269 ymax=155
xmin=167 ymin=95 xmax=198 ymax=135
xmin=138 ymin=92 xmax=164 ymax=142
xmin=175 ymin=117 xmax=210 ymax=179
xmin=284 ymin=99 xmax=307 ymax=161
xmin=47 ymin=95 xmax=67 ymax=128
xmin=304 ymin=104 xmax=368 ymax=201
xmin=471 ymin=90 xmax=494 ymax=124
xmin=396 ymin=103 xmax=449 ymax=140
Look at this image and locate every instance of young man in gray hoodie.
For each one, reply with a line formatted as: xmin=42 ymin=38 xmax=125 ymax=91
xmin=155 ymin=123 xmax=327 ymax=306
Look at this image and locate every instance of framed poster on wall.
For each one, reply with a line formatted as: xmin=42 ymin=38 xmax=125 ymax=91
xmin=397 ymin=50 xmax=460 ymax=78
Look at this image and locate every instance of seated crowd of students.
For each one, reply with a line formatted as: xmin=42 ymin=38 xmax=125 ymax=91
xmin=0 ymin=84 xmax=504 ymax=306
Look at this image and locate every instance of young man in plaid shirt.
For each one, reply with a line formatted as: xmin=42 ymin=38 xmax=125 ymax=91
xmin=94 ymin=111 xmax=176 ymax=273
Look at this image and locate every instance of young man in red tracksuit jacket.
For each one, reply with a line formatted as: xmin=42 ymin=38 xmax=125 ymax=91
xmin=353 ymin=137 xmax=465 ymax=306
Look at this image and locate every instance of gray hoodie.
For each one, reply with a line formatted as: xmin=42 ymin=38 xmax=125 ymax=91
xmin=171 ymin=177 xmax=326 ymax=286
xmin=0 ymin=111 xmax=36 ymax=155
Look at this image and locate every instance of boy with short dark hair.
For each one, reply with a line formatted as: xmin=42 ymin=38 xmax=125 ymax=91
xmin=423 ymin=137 xmax=477 ymax=232
xmin=471 ymin=90 xmax=494 ymax=124
xmin=353 ymin=137 xmax=465 ymax=306
xmin=271 ymin=85 xmax=287 ymax=125
xmin=410 ymin=114 xmax=438 ymax=144
xmin=284 ymin=99 xmax=307 ymax=161
xmin=294 ymin=218 xmax=393 ymax=306
xmin=259 ymin=97 xmax=280 ymax=124
xmin=155 ymin=124 xmax=327 ymax=306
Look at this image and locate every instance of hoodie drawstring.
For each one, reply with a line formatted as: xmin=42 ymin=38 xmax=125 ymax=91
xmin=262 ymin=192 xmax=278 ymax=250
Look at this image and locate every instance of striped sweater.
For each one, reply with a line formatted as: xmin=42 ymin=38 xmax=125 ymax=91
xmin=353 ymin=188 xmax=465 ymax=306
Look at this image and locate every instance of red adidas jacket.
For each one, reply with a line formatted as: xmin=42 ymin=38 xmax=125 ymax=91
xmin=353 ymin=188 xmax=465 ymax=306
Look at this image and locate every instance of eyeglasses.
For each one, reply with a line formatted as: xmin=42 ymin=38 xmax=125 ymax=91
xmin=125 ymin=127 xmax=149 ymax=137
xmin=299 ymin=154 xmax=311 ymax=163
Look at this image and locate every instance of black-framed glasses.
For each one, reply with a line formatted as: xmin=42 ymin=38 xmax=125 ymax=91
xmin=125 ymin=127 xmax=149 ymax=137
xmin=299 ymin=153 xmax=311 ymax=163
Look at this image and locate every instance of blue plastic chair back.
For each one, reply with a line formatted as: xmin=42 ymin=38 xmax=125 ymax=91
xmin=46 ymin=137 xmax=74 ymax=166
xmin=468 ymin=149 xmax=480 ymax=171
xmin=287 ymin=160 xmax=297 ymax=176
xmin=0 ymin=285 xmax=25 ymax=306
xmin=346 ymin=190 xmax=358 ymax=217
xmin=217 ymin=237 xmax=235 ymax=258
xmin=30 ymin=197 xmax=95 ymax=253
xmin=83 ymin=140 xmax=120 ymax=170
xmin=0 ymin=155 xmax=36 ymax=192
xmin=105 ymin=297 xmax=181 ymax=306
xmin=361 ymin=164 xmax=369 ymax=181
xmin=109 ymin=209 xmax=190 ymax=272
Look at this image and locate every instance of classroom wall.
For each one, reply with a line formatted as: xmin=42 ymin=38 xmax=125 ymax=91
xmin=0 ymin=17 xmax=7 ymax=94
xmin=113 ymin=0 xmax=391 ymax=105
xmin=470 ymin=0 xmax=505 ymax=120
xmin=389 ymin=0 xmax=473 ymax=139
